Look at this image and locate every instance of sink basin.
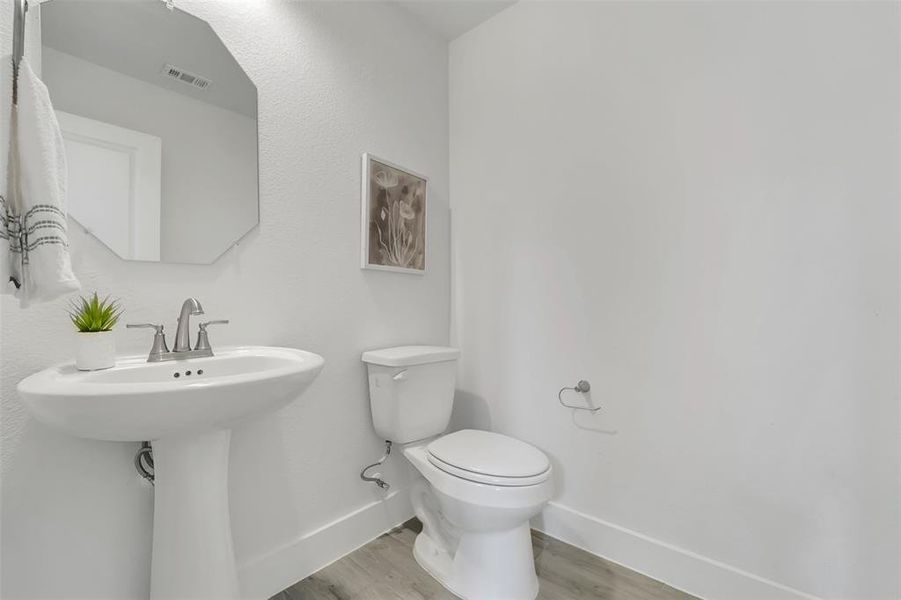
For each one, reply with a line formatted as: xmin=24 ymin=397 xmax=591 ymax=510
xmin=17 ymin=345 xmax=324 ymax=600
xmin=18 ymin=346 xmax=324 ymax=441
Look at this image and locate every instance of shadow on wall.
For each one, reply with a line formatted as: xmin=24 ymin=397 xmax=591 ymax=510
xmin=0 ymin=421 xmax=153 ymax=600
xmin=448 ymin=390 xmax=492 ymax=433
xmin=229 ymin=410 xmax=303 ymax=564
xmin=568 ymin=405 xmax=619 ymax=436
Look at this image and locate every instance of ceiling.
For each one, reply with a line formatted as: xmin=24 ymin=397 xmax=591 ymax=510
xmin=393 ymin=1 xmax=517 ymax=40
xmin=40 ymin=0 xmax=256 ymax=117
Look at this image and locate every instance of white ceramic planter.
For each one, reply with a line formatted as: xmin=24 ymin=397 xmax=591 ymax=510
xmin=75 ymin=331 xmax=116 ymax=371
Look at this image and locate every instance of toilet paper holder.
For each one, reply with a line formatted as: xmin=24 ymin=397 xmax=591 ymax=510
xmin=558 ymin=380 xmax=600 ymax=413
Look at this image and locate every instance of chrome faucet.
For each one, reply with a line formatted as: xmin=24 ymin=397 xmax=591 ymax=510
xmin=174 ymin=298 xmax=204 ymax=352
xmin=128 ymin=298 xmax=229 ymax=362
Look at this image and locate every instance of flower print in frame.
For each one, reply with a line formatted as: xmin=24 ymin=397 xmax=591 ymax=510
xmin=361 ymin=154 xmax=427 ymax=274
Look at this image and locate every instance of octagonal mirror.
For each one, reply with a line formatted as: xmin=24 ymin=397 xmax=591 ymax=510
xmin=40 ymin=0 xmax=259 ymax=264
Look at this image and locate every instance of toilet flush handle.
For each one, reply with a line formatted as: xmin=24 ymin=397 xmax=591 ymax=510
xmin=392 ymin=369 xmax=408 ymax=381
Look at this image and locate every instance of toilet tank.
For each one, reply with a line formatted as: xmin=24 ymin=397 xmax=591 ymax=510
xmin=361 ymin=346 xmax=460 ymax=443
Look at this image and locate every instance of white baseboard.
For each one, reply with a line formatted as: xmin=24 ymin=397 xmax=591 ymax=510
xmin=238 ymin=490 xmax=414 ymax=600
xmin=532 ymin=502 xmax=822 ymax=600
xmin=237 ymin=495 xmax=823 ymax=600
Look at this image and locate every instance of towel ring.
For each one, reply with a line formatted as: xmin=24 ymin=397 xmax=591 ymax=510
xmin=558 ymin=380 xmax=600 ymax=413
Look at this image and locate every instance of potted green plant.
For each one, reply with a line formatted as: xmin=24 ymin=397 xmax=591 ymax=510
xmin=68 ymin=292 xmax=123 ymax=371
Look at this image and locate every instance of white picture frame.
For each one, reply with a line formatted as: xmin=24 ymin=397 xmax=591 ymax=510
xmin=361 ymin=153 xmax=428 ymax=274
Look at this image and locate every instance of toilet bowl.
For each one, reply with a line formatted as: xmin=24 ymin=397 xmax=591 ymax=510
xmin=404 ymin=431 xmax=554 ymax=600
xmin=361 ymin=346 xmax=555 ymax=600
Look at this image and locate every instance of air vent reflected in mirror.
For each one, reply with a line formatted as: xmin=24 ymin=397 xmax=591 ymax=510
xmin=161 ymin=63 xmax=211 ymax=90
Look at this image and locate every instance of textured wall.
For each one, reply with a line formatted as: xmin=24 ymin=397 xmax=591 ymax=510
xmin=450 ymin=2 xmax=899 ymax=598
xmin=0 ymin=2 xmax=449 ymax=598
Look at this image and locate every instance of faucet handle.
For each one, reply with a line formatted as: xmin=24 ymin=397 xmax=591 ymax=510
xmin=127 ymin=323 xmax=164 ymax=333
xmin=195 ymin=320 xmax=229 ymax=352
xmin=127 ymin=323 xmax=170 ymax=358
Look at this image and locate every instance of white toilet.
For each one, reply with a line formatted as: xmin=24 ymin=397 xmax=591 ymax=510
xmin=362 ymin=346 xmax=554 ymax=600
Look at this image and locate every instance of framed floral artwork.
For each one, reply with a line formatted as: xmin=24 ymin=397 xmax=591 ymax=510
xmin=361 ymin=154 xmax=427 ymax=274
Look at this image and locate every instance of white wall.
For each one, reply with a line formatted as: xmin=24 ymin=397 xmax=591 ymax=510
xmin=1 ymin=1 xmax=448 ymax=598
xmin=42 ymin=47 xmax=258 ymax=264
xmin=450 ymin=3 xmax=899 ymax=600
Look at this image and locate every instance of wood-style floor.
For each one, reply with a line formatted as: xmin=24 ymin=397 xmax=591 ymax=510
xmin=271 ymin=519 xmax=697 ymax=600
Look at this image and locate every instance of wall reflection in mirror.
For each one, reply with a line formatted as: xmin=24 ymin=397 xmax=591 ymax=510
xmin=41 ymin=0 xmax=259 ymax=264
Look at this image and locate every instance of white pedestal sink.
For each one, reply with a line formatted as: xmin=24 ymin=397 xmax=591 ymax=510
xmin=18 ymin=346 xmax=324 ymax=600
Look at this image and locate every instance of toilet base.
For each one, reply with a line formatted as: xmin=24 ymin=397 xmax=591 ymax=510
xmin=413 ymin=531 xmax=459 ymax=595
xmin=413 ymin=524 xmax=539 ymax=600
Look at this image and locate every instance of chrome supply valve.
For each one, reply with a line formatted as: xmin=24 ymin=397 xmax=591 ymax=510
xmin=360 ymin=440 xmax=393 ymax=490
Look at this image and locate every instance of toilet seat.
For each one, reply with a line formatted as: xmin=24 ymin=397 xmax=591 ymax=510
xmin=405 ymin=444 xmax=554 ymax=510
xmin=428 ymin=454 xmax=551 ymax=486
xmin=427 ymin=430 xmax=551 ymax=487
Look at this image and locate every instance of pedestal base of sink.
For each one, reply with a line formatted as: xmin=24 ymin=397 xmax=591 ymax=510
xmin=151 ymin=430 xmax=239 ymax=600
xmin=17 ymin=346 xmax=326 ymax=598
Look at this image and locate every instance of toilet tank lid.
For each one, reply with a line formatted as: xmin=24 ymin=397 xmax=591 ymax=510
xmin=361 ymin=346 xmax=460 ymax=367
